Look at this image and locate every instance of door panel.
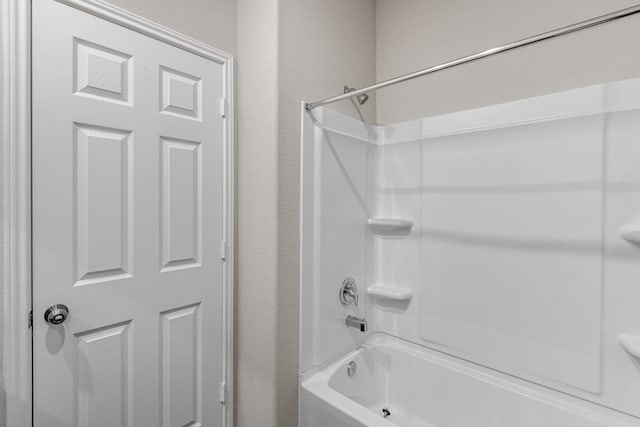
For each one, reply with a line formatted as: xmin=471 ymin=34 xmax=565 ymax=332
xmin=75 ymin=123 xmax=134 ymax=285
xmin=161 ymin=304 xmax=202 ymax=427
xmin=32 ymin=0 xmax=225 ymax=425
xmin=76 ymin=321 xmax=133 ymax=427
xmin=161 ymin=136 xmax=203 ymax=271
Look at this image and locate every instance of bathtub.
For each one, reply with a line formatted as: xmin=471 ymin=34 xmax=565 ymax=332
xmin=300 ymin=334 xmax=637 ymax=427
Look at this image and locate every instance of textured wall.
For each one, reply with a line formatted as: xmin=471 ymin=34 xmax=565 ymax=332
xmin=376 ymin=0 xmax=640 ymax=123
xmin=235 ymin=0 xmax=279 ymax=425
xmin=105 ymin=0 xmax=237 ymax=54
xmin=277 ymin=0 xmax=376 ymax=424
xmin=236 ymin=0 xmax=376 ymax=426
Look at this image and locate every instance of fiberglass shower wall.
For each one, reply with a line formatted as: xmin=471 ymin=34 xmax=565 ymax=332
xmin=300 ymin=107 xmax=378 ymax=371
xmin=300 ymin=77 xmax=640 ymax=417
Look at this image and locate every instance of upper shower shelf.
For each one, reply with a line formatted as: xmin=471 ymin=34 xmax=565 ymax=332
xmin=367 ymin=284 xmax=413 ymax=301
xmin=367 ymin=218 xmax=413 ymax=236
xmin=620 ymin=223 xmax=640 ymax=245
xmin=619 ymin=334 xmax=640 ymax=358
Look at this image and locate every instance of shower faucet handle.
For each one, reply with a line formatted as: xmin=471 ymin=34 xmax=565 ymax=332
xmin=339 ymin=277 xmax=359 ymax=307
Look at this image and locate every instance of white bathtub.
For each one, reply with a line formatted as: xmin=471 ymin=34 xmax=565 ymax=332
xmin=300 ymin=334 xmax=638 ymax=427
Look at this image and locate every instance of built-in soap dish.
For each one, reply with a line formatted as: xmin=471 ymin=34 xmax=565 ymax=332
xmin=367 ymin=218 xmax=413 ymax=236
xmin=620 ymin=224 xmax=640 ymax=245
xmin=367 ymin=284 xmax=413 ymax=301
xmin=619 ymin=334 xmax=640 ymax=358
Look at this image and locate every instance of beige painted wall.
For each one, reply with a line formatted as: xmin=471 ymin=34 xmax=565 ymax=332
xmin=277 ymin=0 xmax=376 ymax=425
xmin=235 ymin=0 xmax=279 ymax=426
xmin=236 ymin=0 xmax=376 ymax=426
xmin=106 ymin=0 xmax=237 ymax=54
xmin=376 ymin=0 xmax=640 ymax=123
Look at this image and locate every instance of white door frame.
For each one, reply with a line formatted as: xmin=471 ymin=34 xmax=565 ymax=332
xmin=1 ymin=1 xmax=235 ymax=425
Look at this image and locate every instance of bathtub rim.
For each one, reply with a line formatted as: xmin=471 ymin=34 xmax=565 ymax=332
xmin=300 ymin=332 xmax=640 ymax=427
xmin=301 ymin=343 xmax=401 ymax=427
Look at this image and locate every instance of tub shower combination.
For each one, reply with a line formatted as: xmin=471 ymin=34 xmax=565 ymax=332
xmin=299 ymin=8 xmax=640 ymax=426
xmin=301 ymin=335 xmax=634 ymax=427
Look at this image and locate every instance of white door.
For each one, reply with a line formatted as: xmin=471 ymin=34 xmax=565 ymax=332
xmin=32 ymin=0 xmax=227 ymax=425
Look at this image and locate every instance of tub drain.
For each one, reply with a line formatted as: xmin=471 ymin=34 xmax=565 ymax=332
xmin=381 ymin=408 xmax=391 ymax=419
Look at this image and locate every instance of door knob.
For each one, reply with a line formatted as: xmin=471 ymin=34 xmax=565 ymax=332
xmin=44 ymin=304 xmax=69 ymax=325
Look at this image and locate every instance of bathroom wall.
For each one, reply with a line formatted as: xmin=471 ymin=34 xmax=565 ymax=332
xmin=105 ymin=0 xmax=237 ymax=54
xmin=376 ymin=0 xmax=640 ymax=123
xmin=299 ymin=108 xmax=376 ymax=375
xmin=237 ymin=1 xmax=376 ymax=426
xmin=277 ymin=0 xmax=376 ymax=424
xmin=235 ymin=2 xmax=279 ymax=427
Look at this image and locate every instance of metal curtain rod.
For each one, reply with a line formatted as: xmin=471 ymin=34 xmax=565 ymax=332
xmin=305 ymin=4 xmax=640 ymax=111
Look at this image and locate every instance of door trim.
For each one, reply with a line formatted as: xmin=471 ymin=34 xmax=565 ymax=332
xmin=2 ymin=0 xmax=32 ymax=426
xmin=1 ymin=1 xmax=235 ymax=425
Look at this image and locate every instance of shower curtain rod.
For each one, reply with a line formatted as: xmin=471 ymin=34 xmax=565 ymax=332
xmin=305 ymin=4 xmax=640 ymax=112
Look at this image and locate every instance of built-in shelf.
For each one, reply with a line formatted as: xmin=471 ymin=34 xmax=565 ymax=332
xmin=367 ymin=218 xmax=413 ymax=236
xmin=619 ymin=334 xmax=640 ymax=358
xmin=367 ymin=284 xmax=413 ymax=301
xmin=620 ymin=224 xmax=640 ymax=245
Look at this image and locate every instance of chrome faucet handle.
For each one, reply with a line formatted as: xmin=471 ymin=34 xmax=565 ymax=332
xmin=339 ymin=277 xmax=358 ymax=307
xmin=350 ymin=290 xmax=359 ymax=307
xmin=344 ymin=288 xmax=358 ymax=307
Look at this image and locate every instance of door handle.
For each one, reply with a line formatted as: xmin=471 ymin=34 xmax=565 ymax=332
xmin=44 ymin=304 xmax=69 ymax=325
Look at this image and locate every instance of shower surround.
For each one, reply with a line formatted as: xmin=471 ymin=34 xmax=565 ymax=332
xmin=299 ymin=78 xmax=640 ymax=426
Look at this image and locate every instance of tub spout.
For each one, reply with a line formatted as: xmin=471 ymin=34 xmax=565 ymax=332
xmin=345 ymin=315 xmax=367 ymax=332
